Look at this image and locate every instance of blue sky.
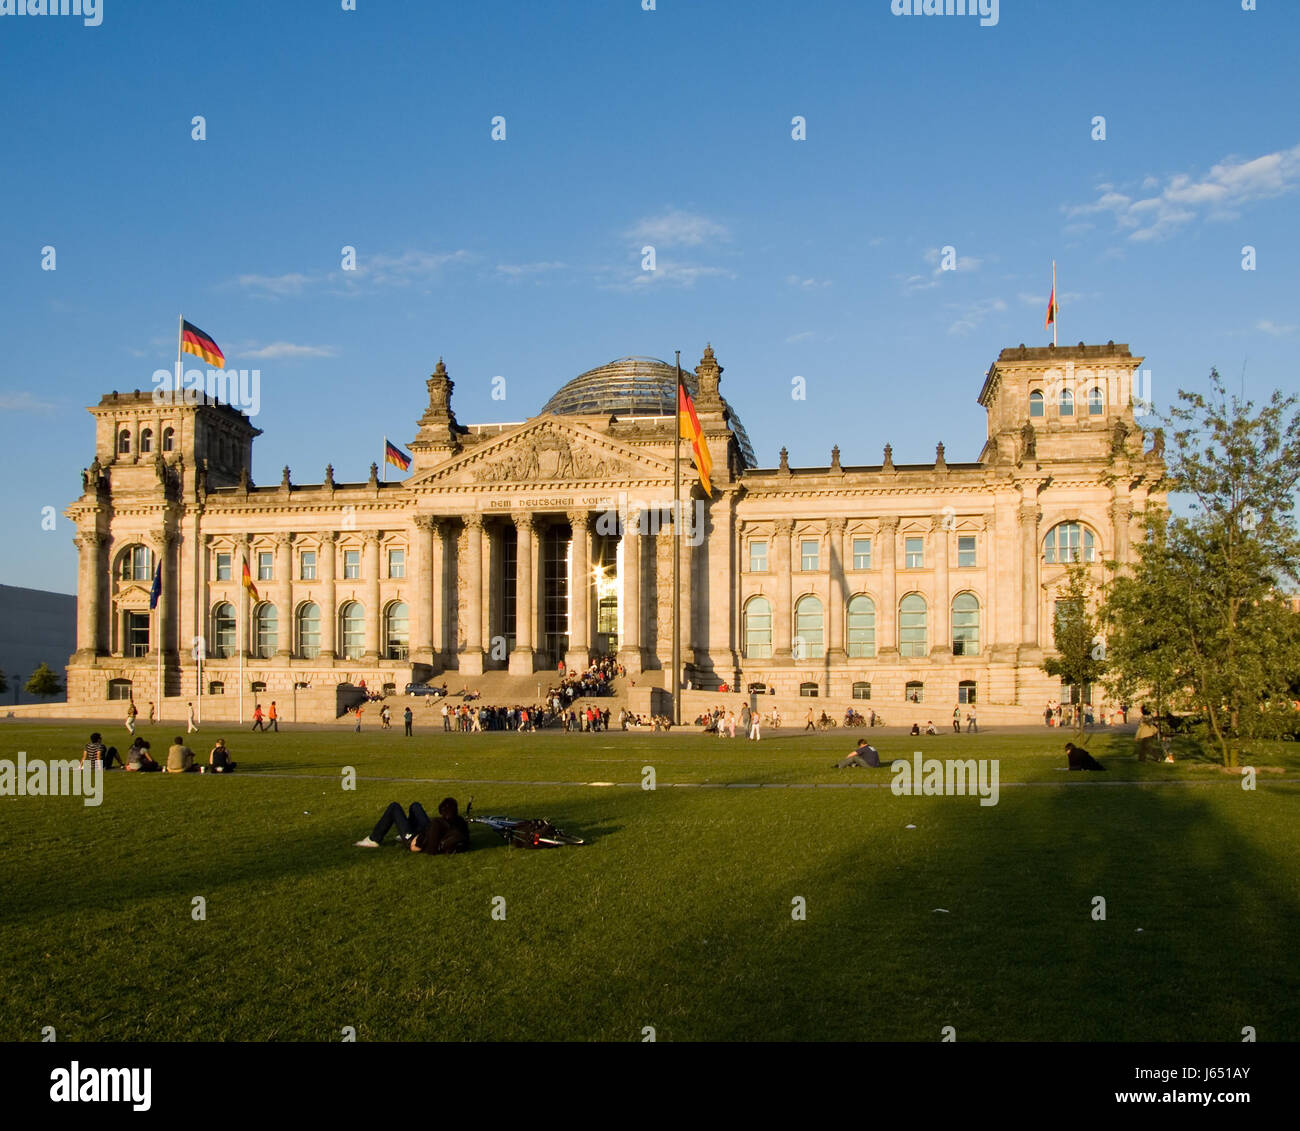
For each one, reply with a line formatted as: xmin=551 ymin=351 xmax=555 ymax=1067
xmin=2 ymin=0 xmax=1297 ymax=594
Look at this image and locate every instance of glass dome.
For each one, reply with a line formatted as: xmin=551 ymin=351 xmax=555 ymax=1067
xmin=540 ymin=356 xmax=756 ymax=468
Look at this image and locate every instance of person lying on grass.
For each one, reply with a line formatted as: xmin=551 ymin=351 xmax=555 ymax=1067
xmin=834 ymin=739 xmax=881 ymax=769
xmin=1064 ymin=742 xmax=1106 ymax=771
xmin=354 ymin=797 xmax=470 ymax=853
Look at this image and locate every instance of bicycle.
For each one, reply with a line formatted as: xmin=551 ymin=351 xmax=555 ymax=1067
xmin=464 ymin=798 xmax=585 ymax=848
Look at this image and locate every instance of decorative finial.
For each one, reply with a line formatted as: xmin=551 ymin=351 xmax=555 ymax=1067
xmin=882 ymin=443 xmax=894 ymax=471
xmin=935 ymin=441 xmax=946 ymax=469
xmin=367 ymin=462 xmax=379 ymax=487
xmin=324 ymin=463 xmax=335 ymax=488
xmin=778 ymin=446 xmax=789 ymax=473
xmin=830 ymin=444 xmax=841 ymax=472
xmin=281 ymin=465 xmax=291 ymax=489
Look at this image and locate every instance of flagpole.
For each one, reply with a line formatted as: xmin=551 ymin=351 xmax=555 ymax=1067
xmin=239 ymin=572 xmax=245 ymax=726
xmin=672 ymin=351 xmax=682 ymax=728
xmin=383 ymin=435 xmax=388 ymax=483
xmin=1052 ymin=260 xmax=1057 ymax=348
xmin=156 ymin=601 xmax=162 ymax=722
xmin=176 ymin=313 xmax=184 ymax=394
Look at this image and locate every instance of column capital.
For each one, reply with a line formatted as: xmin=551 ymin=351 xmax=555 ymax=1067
xmin=1018 ymin=504 xmax=1041 ymax=529
xmin=319 ymin=530 xmax=339 ymax=544
xmin=877 ymin=515 xmax=900 ymax=534
xmin=566 ymin=508 xmax=590 ymax=531
xmin=1110 ymin=499 xmax=1133 ymax=520
xmin=414 ymin=514 xmax=441 ymax=533
xmin=363 ymin=529 xmax=382 ymax=545
xmin=464 ymin=513 xmax=484 ymax=532
xmin=773 ymin=517 xmax=795 ymax=538
xmin=930 ymin=512 xmax=955 ymax=534
xmin=275 ymin=532 xmax=294 ymax=548
xmin=512 ymin=512 xmax=537 ymax=534
xmin=826 ymin=516 xmax=847 ymax=535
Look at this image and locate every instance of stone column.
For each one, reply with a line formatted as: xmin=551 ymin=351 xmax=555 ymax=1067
xmin=147 ymin=529 xmax=172 ymax=661
xmin=1019 ymin=504 xmax=1041 ymax=650
xmin=656 ymin=521 xmax=676 ymax=672
xmin=618 ymin=507 xmax=642 ymax=674
xmin=460 ymin=514 xmax=485 ymax=675
xmin=430 ymin=520 xmax=445 ymax=665
xmin=878 ymin=516 xmax=899 ymax=657
xmin=275 ymin=533 xmax=293 ymax=659
xmin=1111 ymin=499 xmax=1133 ymax=567
xmin=319 ymin=532 xmax=337 ymax=660
xmin=773 ymin=518 xmax=794 ymax=662
xmin=413 ymin=517 xmax=436 ymax=665
xmin=826 ymin=517 xmax=847 ymax=662
xmin=931 ymin=515 xmax=951 ymax=654
xmin=363 ymin=531 xmax=381 ymax=661
xmin=566 ymin=509 xmax=591 ymax=672
xmin=510 ymin=514 xmax=535 ymax=675
xmin=74 ymin=532 xmax=105 ymax=657
xmin=481 ymin=522 xmax=494 ymax=659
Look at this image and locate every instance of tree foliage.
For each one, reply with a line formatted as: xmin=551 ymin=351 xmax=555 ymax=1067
xmin=1042 ymin=562 xmax=1105 ymax=738
xmin=1101 ymin=370 xmax=1300 ymax=765
xmin=25 ymin=663 xmax=63 ymax=700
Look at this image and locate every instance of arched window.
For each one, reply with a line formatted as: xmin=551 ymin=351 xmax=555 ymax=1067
xmin=118 ymin=429 xmax=131 ymax=454
xmin=140 ymin=428 xmax=153 ymax=453
xmin=340 ymin=601 xmax=365 ymax=661
xmin=250 ymin=681 xmax=267 ymax=694
xmin=852 ymin=681 xmax=872 ymax=700
xmin=799 ymin=681 xmax=819 ymax=697
xmin=899 ymin=594 xmax=928 ymax=657
xmin=847 ymin=595 xmax=876 ymax=658
xmin=951 ymin=592 xmax=980 ymax=656
xmin=162 ymin=427 xmax=175 ymax=452
xmin=1044 ymin=522 xmax=1096 ymax=563
xmin=107 ymin=678 xmax=133 ymax=700
xmin=208 ymin=681 xmax=225 ymax=696
xmin=212 ymin=602 xmax=236 ymax=658
xmin=958 ymin=680 xmax=977 ymax=704
xmin=121 ymin=544 xmax=152 ymax=581
xmin=794 ymin=595 xmax=824 ymax=660
xmin=1059 ymin=387 xmax=1074 ymax=416
xmin=385 ymin=601 xmax=409 ymax=660
xmin=743 ymin=596 xmax=772 ymax=659
xmin=1088 ymin=386 xmax=1104 ymax=414
xmin=905 ymin=680 xmax=924 ymax=703
xmin=254 ymin=603 xmax=277 ymax=658
xmin=1029 ymin=390 xmax=1044 ymax=417
xmin=297 ymin=602 xmax=320 ymax=659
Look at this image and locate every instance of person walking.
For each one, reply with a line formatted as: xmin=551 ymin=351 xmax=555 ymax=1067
xmin=187 ymin=702 xmax=198 ymax=733
xmin=125 ymin=700 xmax=138 ymax=736
xmin=966 ymin=709 xmax=978 ymax=734
xmin=749 ymin=709 xmax=761 ymax=741
xmin=805 ymin=708 xmax=815 ymax=731
xmin=147 ymin=701 xmax=155 ymax=723
xmin=251 ymin=703 xmax=266 ymax=732
xmin=952 ymin=707 xmax=961 ymax=733
xmin=268 ymin=701 xmax=279 ymax=731
xmin=353 ymin=704 xmax=364 ymax=733
xmin=380 ymin=704 xmax=392 ymax=730
xmin=403 ymin=706 xmax=413 ymax=736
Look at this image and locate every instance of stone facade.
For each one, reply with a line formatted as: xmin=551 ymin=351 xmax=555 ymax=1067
xmin=63 ymin=342 xmax=1164 ymax=719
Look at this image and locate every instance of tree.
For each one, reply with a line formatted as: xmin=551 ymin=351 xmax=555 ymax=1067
xmin=0 ymin=669 xmax=7 ymax=695
xmin=25 ymin=663 xmax=63 ymax=700
xmin=1042 ymin=562 xmax=1106 ymax=738
xmin=1101 ymin=370 xmax=1300 ymax=765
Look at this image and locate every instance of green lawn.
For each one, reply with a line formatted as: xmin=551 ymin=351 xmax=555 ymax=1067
xmin=2 ymin=723 xmax=1297 ymax=1042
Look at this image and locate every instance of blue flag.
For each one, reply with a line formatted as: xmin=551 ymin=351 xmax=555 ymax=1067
xmin=148 ymin=562 xmax=162 ymax=610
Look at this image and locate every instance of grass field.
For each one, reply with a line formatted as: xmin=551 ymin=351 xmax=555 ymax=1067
xmin=2 ymin=722 xmax=1298 ymax=1042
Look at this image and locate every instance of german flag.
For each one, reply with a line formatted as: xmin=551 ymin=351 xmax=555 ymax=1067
xmin=678 ymin=378 xmax=713 ymax=496
xmin=385 ymin=439 xmax=411 ymax=471
xmin=1044 ymin=285 xmax=1058 ymax=331
xmin=182 ymin=320 xmax=225 ymax=368
xmin=241 ymin=557 xmax=259 ymax=602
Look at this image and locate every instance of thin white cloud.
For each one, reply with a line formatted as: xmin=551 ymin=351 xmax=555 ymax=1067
xmin=1065 ymin=143 xmax=1300 ymax=242
xmin=240 ymin=342 xmax=338 ymax=360
xmin=947 ymin=297 xmax=1007 ymax=336
xmin=1256 ymin=319 xmax=1296 ymax=337
xmin=496 ymin=261 xmax=568 ymax=278
xmin=785 ymin=330 xmax=817 ymax=343
xmin=0 ymin=391 xmax=58 ymax=413
xmin=626 ymin=208 xmax=729 ymax=248
xmin=786 ymin=274 xmax=831 ymax=289
xmin=238 ymin=272 xmax=311 ymax=298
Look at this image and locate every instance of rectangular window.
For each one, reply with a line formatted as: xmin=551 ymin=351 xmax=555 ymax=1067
xmin=749 ymin=540 xmax=768 ymax=572
xmin=958 ymin=536 xmax=976 ymax=568
xmin=257 ymin=551 xmax=273 ymax=581
xmin=801 ymin=539 xmax=820 ymax=571
xmin=388 ymin=549 xmax=406 ymax=579
xmin=300 ymin=551 xmax=316 ymax=580
xmin=344 ymin=550 xmax=360 ymax=579
xmin=215 ymin=552 xmax=231 ymax=581
xmin=126 ymin=612 xmax=150 ymax=658
xmin=852 ymin=537 xmax=872 ymax=570
xmin=905 ymin=537 xmax=924 ymax=569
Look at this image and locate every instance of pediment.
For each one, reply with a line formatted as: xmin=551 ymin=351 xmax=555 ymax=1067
xmin=407 ymin=416 xmax=674 ymax=489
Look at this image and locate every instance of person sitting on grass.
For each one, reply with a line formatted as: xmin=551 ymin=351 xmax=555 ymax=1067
xmin=1065 ymin=742 xmax=1106 ymax=771
xmin=126 ymin=737 xmax=161 ymax=772
xmin=834 ymin=739 xmax=881 ymax=769
xmin=354 ymin=797 xmax=470 ymax=853
xmin=80 ymin=732 xmax=106 ymax=769
xmin=923 ymin=720 xmax=939 ymax=736
xmin=909 ymin=723 xmax=921 ymax=736
xmin=208 ymin=738 xmax=237 ymax=774
xmin=165 ymin=736 xmax=198 ymax=773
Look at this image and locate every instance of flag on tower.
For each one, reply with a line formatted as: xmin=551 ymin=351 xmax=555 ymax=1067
xmin=385 ymin=439 xmax=412 ymax=471
xmin=181 ymin=320 xmax=225 ymax=368
xmin=148 ymin=562 xmax=162 ymax=610
xmin=678 ymin=378 xmax=713 ymax=496
xmin=1045 ymin=285 xmax=1058 ymax=331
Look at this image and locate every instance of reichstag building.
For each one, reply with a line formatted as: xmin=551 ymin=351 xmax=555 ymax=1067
xmin=64 ymin=341 xmax=1165 ymax=717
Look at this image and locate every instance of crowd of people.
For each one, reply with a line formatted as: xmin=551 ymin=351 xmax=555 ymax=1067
xmin=1044 ymin=700 xmax=1128 ymax=728
xmin=79 ymin=731 xmax=239 ymax=773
